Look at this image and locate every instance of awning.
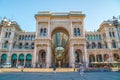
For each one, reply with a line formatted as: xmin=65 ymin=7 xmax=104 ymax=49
xmin=26 ymin=54 xmax=32 ymax=60
xmin=12 ymin=54 xmax=17 ymax=60
xmin=19 ymin=54 xmax=24 ymax=60
xmin=1 ymin=54 xmax=7 ymax=60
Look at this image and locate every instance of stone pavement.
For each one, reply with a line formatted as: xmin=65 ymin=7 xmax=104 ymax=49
xmin=0 ymin=72 xmax=120 ymax=80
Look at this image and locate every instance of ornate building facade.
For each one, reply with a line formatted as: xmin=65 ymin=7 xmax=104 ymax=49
xmin=0 ymin=11 xmax=120 ymax=68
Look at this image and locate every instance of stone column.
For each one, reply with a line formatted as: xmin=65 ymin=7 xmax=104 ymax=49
xmin=32 ymin=44 xmax=37 ymax=68
xmin=95 ymin=54 xmax=97 ymax=62
xmin=117 ymin=41 xmax=120 ymax=49
xmin=6 ymin=42 xmax=13 ymax=63
xmin=69 ymin=44 xmax=75 ymax=68
xmin=24 ymin=54 xmax=26 ymax=67
xmin=0 ymin=54 xmax=1 ymax=65
xmin=36 ymin=21 xmax=39 ymax=37
xmin=48 ymin=21 xmax=51 ymax=38
xmin=0 ymin=42 xmax=3 ymax=49
xmin=84 ymin=45 xmax=88 ymax=67
xmin=102 ymin=54 xmax=104 ymax=62
xmin=70 ymin=21 xmax=73 ymax=38
xmin=109 ymin=51 xmax=113 ymax=62
xmin=46 ymin=44 xmax=51 ymax=68
xmin=16 ymin=54 xmax=19 ymax=66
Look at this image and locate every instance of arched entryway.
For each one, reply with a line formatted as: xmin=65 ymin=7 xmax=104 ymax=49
xmin=25 ymin=54 xmax=32 ymax=67
xmin=38 ymin=50 xmax=46 ymax=68
xmin=1 ymin=54 xmax=7 ymax=64
xmin=51 ymin=27 xmax=69 ymax=68
xmin=11 ymin=54 xmax=17 ymax=67
xmin=18 ymin=54 xmax=24 ymax=66
xmin=74 ymin=49 xmax=83 ymax=67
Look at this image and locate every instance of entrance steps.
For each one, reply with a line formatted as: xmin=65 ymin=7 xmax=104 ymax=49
xmin=0 ymin=68 xmax=76 ymax=72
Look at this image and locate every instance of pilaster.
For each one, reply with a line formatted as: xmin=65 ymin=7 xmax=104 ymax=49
xmin=46 ymin=44 xmax=52 ymax=68
xmin=69 ymin=44 xmax=75 ymax=68
xmin=84 ymin=45 xmax=88 ymax=67
xmin=32 ymin=45 xmax=37 ymax=68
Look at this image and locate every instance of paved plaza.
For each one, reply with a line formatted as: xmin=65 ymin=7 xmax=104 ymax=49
xmin=0 ymin=72 xmax=120 ymax=80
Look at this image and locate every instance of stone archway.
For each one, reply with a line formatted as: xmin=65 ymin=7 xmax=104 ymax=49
xmin=51 ymin=27 xmax=69 ymax=68
xmin=74 ymin=49 xmax=83 ymax=65
xmin=11 ymin=54 xmax=17 ymax=67
xmin=38 ymin=50 xmax=46 ymax=68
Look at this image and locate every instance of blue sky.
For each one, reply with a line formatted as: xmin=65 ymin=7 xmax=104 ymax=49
xmin=0 ymin=0 xmax=120 ymax=32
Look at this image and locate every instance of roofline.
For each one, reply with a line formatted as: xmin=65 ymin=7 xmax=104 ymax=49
xmin=34 ymin=11 xmax=85 ymax=19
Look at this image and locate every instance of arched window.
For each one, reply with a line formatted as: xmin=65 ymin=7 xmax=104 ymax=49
xmin=92 ymin=42 xmax=96 ymax=49
xmin=89 ymin=55 xmax=95 ymax=62
xmin=5 ymin=32 xmax=8 ymax=38
xmin=109 ymin=32 xmax=112 ymax=37
xmin=86 ymin=42 xmax=90 ymax=49
xmin=28 ymin=35 xmax=30 ymax=40
xmin=11 ymin=54 xmax=17 ymax=67
xmin=90 ymin=35 xmax=92 ymax=40
xmin=18 ymin=54 xmax=24 ymax=66
xmin=12 ymin=42 xmax=16 ymax=49
xmin=19 ymin=35 xmax=21 ymax=40
xmin=92 ymin=35 xmax=94 ymax=40
xmin=112 ymin=32 xmax=115 ymax=37
xmin=25 ymin=35 xmax=27 ymax=41
xmin=114 ymin=53 xmax=119 ymax=61
xmin=86 ymin=35 xmax=89 ymax=40
xmin=31 ymin=35 xmax=33 ymax=40
xmin=4 ymin=41 xmax=9 ymax=49
xmin=43 ymin=28 xmax=47 ymax=36
xmin=77 ymin=28 xmax=80 ymax=36
xmin=96 ymin=35 xmax=99 ymax=40
xmin=74 ymin=28 xmax=77 ymax=36
xmin=40 ymin=28 xmax=43 ymax=36
xmin=98 ymin=42 xmax=102 ymax=48
xmin=19 ymin=43 xmax=23 ymax=49
xmin=93 ymin=35 xmax=95 ymax=40
xmin=99 ymin=35 xmax=101 ymax=40
xmin=22 ymin=35 xmax=24 ymax=40
xmin=1 ymin=54 xmax=7 ymax=64
xmin=11 ymin=54 xmax=17 ymax=60
xmin=26 ymin=54 xmax=32 ymax=67
xmin=26 ymin=54 xmax=32 ymax=61
xmin=31 ymin=43 xmax=34 ymax=49
xmin=96 ymin=54 xmax=102 ymax=62
xmin=33 ymin=35 xmax=35 ymax=40
xmin=8 ymin=32 xmax=11 ymax=38
xmin=112 ymin=40 xmax=116 ymax=48
xmin=25 ymin=43 xmax=29 ymax=49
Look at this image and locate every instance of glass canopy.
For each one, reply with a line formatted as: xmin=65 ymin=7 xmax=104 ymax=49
xmin=52 ymin=32 xmax=69 ymax=67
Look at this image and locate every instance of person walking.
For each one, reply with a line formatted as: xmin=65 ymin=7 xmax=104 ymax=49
xmin=53 ymin=65 xmax=56 ymax=75
xmin=79 ymin=64 xmax=84 ymax=76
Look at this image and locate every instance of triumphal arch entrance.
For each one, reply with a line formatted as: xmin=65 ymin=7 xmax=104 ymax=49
xmin=32 ymin=11 xmax=88 ymax=68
